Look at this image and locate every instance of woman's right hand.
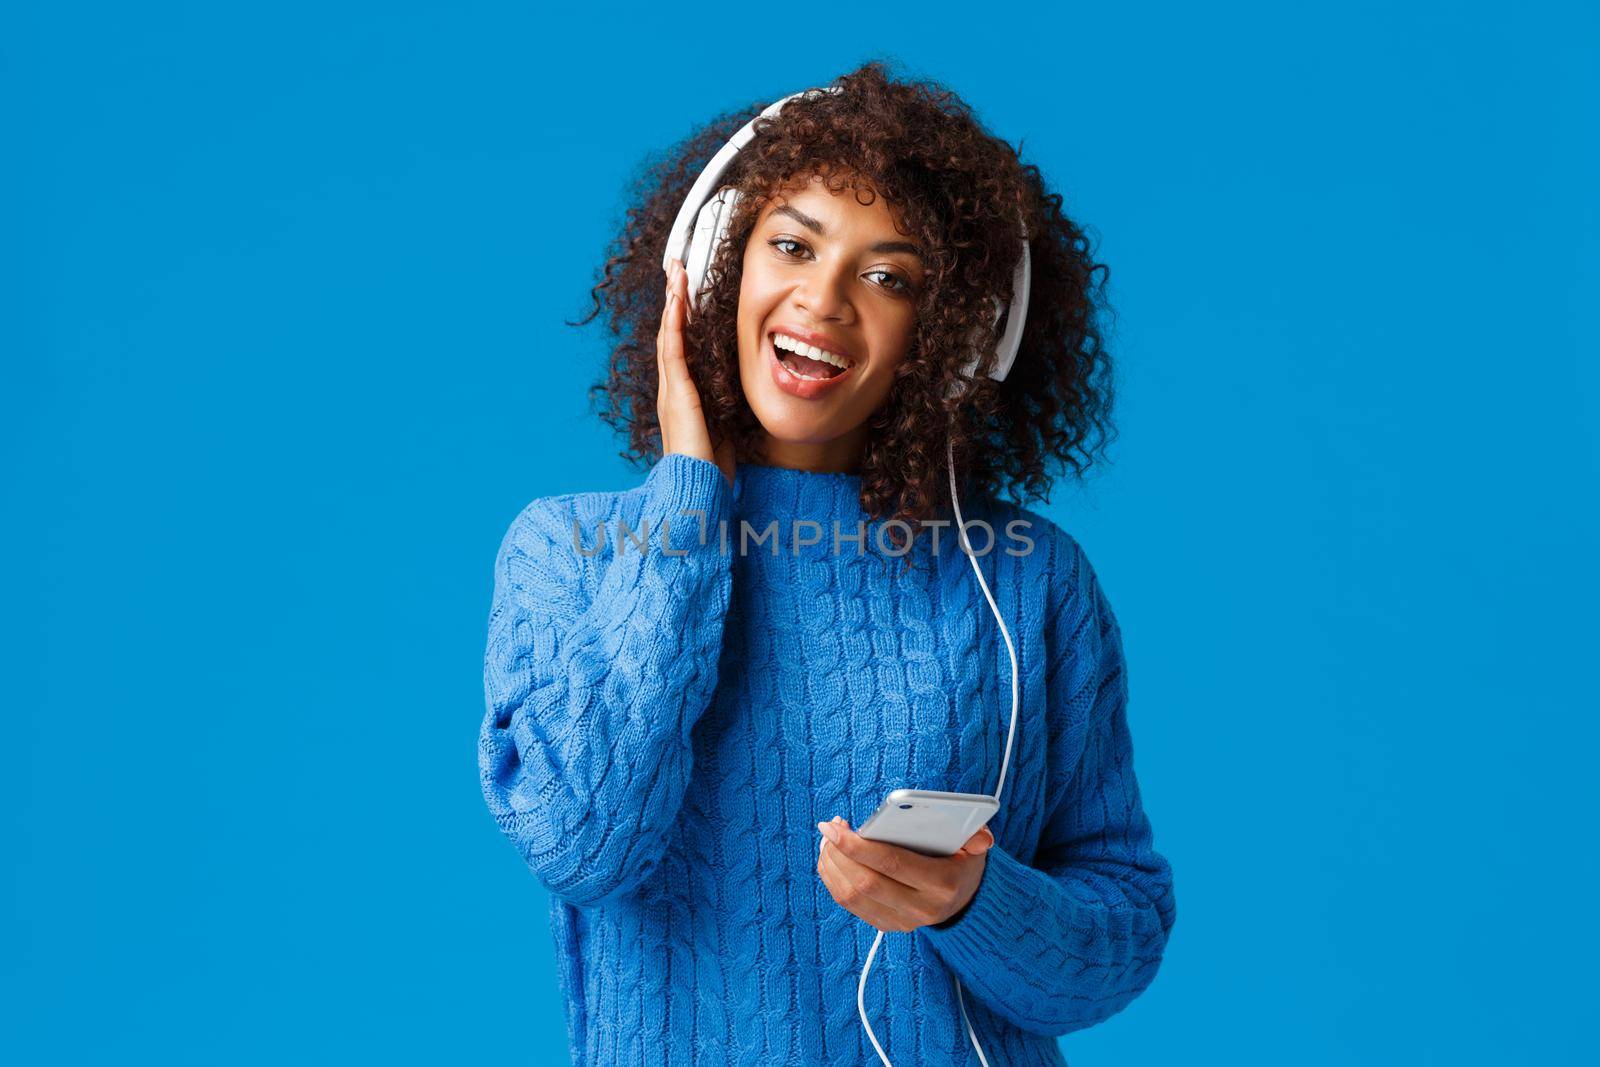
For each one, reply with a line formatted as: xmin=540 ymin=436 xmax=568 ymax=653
xmin=657 ymin=258 xmax=737 ymax=487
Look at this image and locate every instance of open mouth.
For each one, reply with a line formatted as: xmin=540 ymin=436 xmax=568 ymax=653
xmin=770 ymin=331 xmax=853 ymax=381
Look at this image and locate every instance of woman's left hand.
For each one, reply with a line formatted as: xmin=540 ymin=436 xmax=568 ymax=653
xmin=815 ymin=817 xmax=995 ymax=933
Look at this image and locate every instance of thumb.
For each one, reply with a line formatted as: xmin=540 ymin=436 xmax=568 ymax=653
xmin=961 ymin=826 xmax=995 ymax=855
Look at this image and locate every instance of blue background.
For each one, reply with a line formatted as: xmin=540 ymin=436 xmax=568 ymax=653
xmin=6 ymin=2 xmax=1597 ymax=1063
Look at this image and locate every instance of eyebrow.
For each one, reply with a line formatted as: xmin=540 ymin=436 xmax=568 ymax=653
xmin=772 ymin=204 xmax=924 ymax=259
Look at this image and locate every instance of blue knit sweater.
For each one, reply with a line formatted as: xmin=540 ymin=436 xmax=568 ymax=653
xmin=478 ymin=453 xmax=1175 ymax=1066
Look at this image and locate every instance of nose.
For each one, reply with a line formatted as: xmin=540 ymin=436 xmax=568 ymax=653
xmin=792 ymin=262 xmax=855 ymax=324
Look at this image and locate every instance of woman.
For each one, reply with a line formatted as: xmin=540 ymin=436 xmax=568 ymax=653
xmin=478 ymin=61 xmax=1176 ymax=1066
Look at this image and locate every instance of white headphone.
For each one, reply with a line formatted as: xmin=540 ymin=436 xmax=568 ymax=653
xmin=662 ymin=84 xmax=1029 ymax=1067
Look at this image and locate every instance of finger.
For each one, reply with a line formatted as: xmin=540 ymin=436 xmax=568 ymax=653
xmin=826 ymin=820 xmax=945 ymax=892
xmin=960 ymin=826 xmax=995 ymax=855
xmin=672 ymin=261 xmax=699 ymax=363
xmin=657 ymin=261 xmax=675 ymax=349
xmin=656 ymin=300 xmax=666 ymax=381
xmin=659 ymin=278 xmax=694 ymax=398
xmin=657 ymin=261 xmax=680 ymax=367
xmin=821 ymin=836 xmax=931 ymax=921
xmin=656 ymin=268 xmax=672 ymax=386
xmin=820 ymin=844 xmax=915 ymax=933
xmin=655 ymin=291 xmax=669 ymax=450
xmin=673 ymin=255 xmax=689 ymax=304
xmin=658 ymin=290 xmax=702 ymax=433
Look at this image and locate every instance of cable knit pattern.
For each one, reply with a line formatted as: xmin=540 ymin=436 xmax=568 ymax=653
xmin=479 ymin=453 xmax=1176 ymax=1066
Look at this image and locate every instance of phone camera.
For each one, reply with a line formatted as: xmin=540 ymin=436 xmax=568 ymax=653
xmin=898 ymin=804 xmax=913 ymax=809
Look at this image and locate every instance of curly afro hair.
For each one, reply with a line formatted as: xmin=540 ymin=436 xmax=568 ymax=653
xmin=577 ymin=59 xmax=1117 ymax=533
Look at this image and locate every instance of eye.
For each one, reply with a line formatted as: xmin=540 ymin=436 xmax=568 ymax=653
xmin=768 ymin=237 xmax=915 ymax=296
xmin=866 ymin=268 xmax=913 ymax=295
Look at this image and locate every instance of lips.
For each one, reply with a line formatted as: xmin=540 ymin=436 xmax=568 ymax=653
xmin=767 ymin=330 xmax=856 ymax=399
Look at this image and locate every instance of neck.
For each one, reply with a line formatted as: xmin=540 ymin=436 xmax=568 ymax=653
xmin=756 ymin=427 xmax=867 ymax=474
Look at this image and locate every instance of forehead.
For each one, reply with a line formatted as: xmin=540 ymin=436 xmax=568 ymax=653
xmin=760 ymin=172 xmax=909 ymax=235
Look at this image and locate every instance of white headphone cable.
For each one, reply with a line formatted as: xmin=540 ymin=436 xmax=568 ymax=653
xmin=853 ymin=437 xmax=1019 ymax=1066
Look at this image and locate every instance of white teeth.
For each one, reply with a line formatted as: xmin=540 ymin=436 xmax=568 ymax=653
xmin=772 ymin=333 xmax=850 ymax=370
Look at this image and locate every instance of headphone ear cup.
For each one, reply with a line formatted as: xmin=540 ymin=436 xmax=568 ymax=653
xmin=683 ymin=186 xmax=742 ymax=315
xmin=952 ymin=296 xmax=1008 ymax=384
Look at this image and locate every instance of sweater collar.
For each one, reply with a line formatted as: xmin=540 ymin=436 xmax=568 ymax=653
xmin=731 ymin=463 xmax=867 ymax=526
xmin=727 ymin=461 xmax=991 ymax=567
xmin=729 ymin=463 xmax=896 ymax=565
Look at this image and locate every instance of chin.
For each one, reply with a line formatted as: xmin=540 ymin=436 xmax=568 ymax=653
xmin=747 ymin=396 xmax=850 ymax=447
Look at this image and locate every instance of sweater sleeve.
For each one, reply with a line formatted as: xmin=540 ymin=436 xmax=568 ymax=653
xmin=919 ymin=536 xmax=1177 ymax=1036
xmin=477 ymin=453 xmax=735 ymax=906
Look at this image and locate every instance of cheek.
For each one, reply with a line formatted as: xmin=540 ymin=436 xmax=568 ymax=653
xmin=870 ymin=311 xmax=918 ymax=374
xmin=739 ymin=256 xmax=781 ymax=305
xmin=736 ymin=262 xmax=785 ymax=352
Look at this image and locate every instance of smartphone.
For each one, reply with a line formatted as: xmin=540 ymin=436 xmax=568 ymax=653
xmin=856 ymin=789 xmax=998 ymax=857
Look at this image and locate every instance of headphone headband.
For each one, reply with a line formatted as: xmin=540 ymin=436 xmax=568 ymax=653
xmin=662 ymin=88 xmax=839 ymax=274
